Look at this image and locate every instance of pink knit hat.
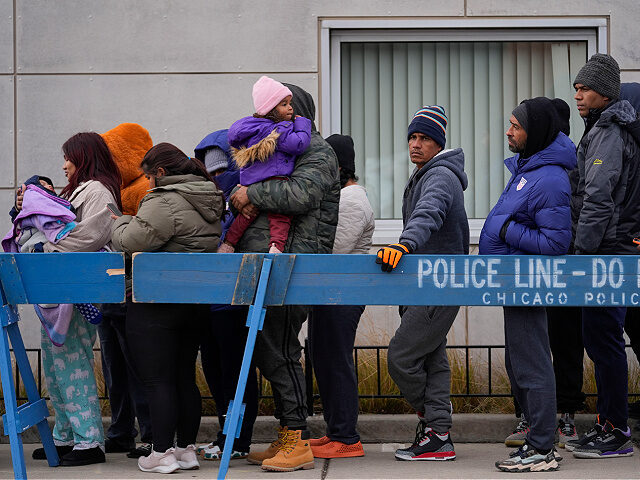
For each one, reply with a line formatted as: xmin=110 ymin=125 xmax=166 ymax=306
xmin=252 ymin=76 xmax=292 ymax=116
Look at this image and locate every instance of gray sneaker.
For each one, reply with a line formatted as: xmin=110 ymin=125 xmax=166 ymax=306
xmin=505 ymin=414 xmax=530 ymax=447
xmin=496 ymin=443 xmax=559 ymax=473
xmin=565 ymin=416 xmax=605 ymax=452
xmin=557 ymin=414 xmax=579 ymax=449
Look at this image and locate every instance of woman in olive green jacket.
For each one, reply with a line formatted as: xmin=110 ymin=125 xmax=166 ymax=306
xmin=110 ymin=143 xmax=224 ymax=474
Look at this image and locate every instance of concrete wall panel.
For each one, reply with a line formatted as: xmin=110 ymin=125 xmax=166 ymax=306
xmin=0 ymin=189 xmax=15 ymax=242
xmin=17 ymin=1 xmax=468 ymax=74
xmin=313 ymin=0 xmax=464 ymax=17
xmin=0 ymin=76 xmax=14 ymax=188
xmin=16 ymin=73 xmax=317 ymax=186
xmin=0 ymin=0 xmax=12 ymax=73
xmin=467 ymin=0 xmax=640 ymax=70
xmin=17 ymin=1 xmax=317 ymax=73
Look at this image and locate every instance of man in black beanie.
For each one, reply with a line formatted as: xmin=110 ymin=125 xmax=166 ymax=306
xmin=566 ymin=53 xmax=639 ymax=459
xmin=480 ymin=97 xmax=577 ymax=472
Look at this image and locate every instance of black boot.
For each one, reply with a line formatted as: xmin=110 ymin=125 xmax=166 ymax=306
xmin=60 ymin=446 xmax=106 ymax=466
xmin=32 ymin=445 xmax=73 ymax=460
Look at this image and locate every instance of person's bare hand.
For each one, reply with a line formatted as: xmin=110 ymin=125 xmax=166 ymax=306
xmin=15 ymin=184 xmax=26 ymax=211
xmin=241 ymin=204 xmax=259 ymax=219
xmin=230 ymin=185 xmax=250 ymax=211
xmin=110 ymin=214 xmax=119 ymax=220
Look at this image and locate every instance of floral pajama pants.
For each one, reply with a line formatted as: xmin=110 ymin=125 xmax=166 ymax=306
xmin=41 ymin=309 xmax=104 ymax=449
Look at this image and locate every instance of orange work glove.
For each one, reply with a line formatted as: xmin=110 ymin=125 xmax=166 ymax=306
xmin=376 ymin=243 xmax=410 ymax=272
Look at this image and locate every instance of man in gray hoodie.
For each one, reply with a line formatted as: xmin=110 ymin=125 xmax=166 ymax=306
xmin=376 ymin=105 xmax=469 ymax=461
xmin=565 ymin=54 xmax=638 ymax=459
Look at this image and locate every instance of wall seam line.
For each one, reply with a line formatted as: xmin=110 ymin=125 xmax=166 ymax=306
xmin=12 ymin=0 xmax=17 ymax=189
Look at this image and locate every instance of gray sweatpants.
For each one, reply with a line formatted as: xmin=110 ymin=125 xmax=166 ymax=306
xmin=388 ymin=305 xmax=459 ymax=433
xmin=503 ymin=306 xmax=556 ymax=451
xmin=253 ymin=305 xmax=309 ymax=430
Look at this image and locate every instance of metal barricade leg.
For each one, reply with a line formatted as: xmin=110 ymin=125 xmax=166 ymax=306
xmin=7 ymin=321 xmax=59 ymax=468
xmin=217 ymin=257 xmax=272 ymax=480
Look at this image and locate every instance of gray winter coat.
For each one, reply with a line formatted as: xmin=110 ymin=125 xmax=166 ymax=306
xmin=399 ymin=148 xmax=469 ymax=254
xmin=573 ymin=99 xmax=640 ymax=254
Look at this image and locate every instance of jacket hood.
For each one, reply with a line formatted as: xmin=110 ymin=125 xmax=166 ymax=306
xmin=101 ymin=123 xmax=153 ymax=186
xmin=597 ymin=99 xmax=637 ymax=128
xmin=153 ymin=174 xmax=223 ymax=222
xmin=518 ymin=97 xmax=561 ymax=159
xmin=412 ymin=148 xmax=468 ymax=190
xmin=194 ymin=129 xmax=234 ymax=165
xmin=283 ymin=83 xmax=317 ymax=131
xmin=506 ymin=132 xmax=577 ymax=174
xmin=621 ymin=82 xmax=640 ymax=113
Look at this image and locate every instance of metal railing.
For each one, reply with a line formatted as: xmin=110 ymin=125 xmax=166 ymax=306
xmin=4 ymin=344 xmax=638 ymax=415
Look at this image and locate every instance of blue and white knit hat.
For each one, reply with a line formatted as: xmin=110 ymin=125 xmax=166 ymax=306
xmin=407 ymin=105 xmax=448 ymax=148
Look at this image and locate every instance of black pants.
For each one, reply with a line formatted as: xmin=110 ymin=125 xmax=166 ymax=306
xmin=253 ymin=305 xmax=308 ymax=429
xmin=514 ymin=306 xmax=585 ymax=418
xmin=98 ymin=303 xmax=152 ymax=446
xmin=126 ymin=302 xmax=207 ymax=452
xmin=583 ymin=306 xmax=628 ymax=429
xmin=309 ymin=305 xmax=364 ymax=444
xmin=624 ymin=307 xmax=640 ymax=362
xmin=200 ymin=306 xmax=258 ymax=452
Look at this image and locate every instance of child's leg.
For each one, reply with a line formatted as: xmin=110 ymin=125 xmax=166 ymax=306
xmin=48 ymin=310 xmax=104 ymax=449
xmin=267 ymin=213 xmax=292 ymax=252
xmin=41 ymin=327 xmax=74 ymax=447
xmin=223 ymin=213 xmax=258 ymax=247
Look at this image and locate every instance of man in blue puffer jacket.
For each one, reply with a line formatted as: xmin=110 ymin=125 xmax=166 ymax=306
xmin=480 ymin=97 xmax=576 ymax=473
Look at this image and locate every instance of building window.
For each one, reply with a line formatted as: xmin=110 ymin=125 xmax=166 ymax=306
xmin=320 ymin=19 xmax=605 ymax=241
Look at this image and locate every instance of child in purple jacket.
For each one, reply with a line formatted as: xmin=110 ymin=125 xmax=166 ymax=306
xmin=219 ymin=75 xmax=312 ymax=253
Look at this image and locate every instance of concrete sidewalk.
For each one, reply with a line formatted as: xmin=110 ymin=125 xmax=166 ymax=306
xmin=2 ymin=443 xmax=638 ymax=479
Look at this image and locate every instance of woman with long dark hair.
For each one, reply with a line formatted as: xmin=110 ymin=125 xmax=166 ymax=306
xmin=30 ymin=132 xmax=122 ymax=466
xmin=111 ymin=143 xmax=224 ymax=474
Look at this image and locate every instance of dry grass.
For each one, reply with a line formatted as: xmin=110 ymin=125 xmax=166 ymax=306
xmin=1 ymin=345 xmax=638 ymax=417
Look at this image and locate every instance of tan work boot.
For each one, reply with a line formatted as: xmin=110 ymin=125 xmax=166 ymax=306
xmin=246 ymin=426 xmax=286 ymax=465
xmin=261 ymin=429 xmax=315 ymax=472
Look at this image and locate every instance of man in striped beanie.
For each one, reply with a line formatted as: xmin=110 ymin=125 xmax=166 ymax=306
xmin=377 ymin=105 xmax=469 ymax=461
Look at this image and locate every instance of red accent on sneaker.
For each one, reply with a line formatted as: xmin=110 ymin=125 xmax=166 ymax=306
xmin=414 ymin=450 xmax=456 ymax=459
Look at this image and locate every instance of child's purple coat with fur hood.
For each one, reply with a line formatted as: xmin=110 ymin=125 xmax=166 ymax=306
xmin=228 ymin=115 xmax=311 ymax=185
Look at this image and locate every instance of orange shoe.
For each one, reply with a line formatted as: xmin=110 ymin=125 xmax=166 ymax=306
xmin=309 ymin=436 xmax=331 ymax=447
xmin=311 ymin=440 xmax=365 ymax=459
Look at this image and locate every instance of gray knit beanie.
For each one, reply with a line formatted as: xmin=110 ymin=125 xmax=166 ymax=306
xmin=204 ymin=147 xmax=229 ymax=173
xmin=573 ymin=53 xmax=621 ymax=100
xmin=512 ymin=103 xmax=529 ymax=133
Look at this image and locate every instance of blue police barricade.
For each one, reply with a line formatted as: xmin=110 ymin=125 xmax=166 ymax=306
xmin=0 ymin=252 xmax=125 ymax=480
xmin=132 ymin=252 xmax=639 ymax=479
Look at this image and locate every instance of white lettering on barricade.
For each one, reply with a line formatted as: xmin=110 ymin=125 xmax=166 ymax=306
xmin=416 ymin=255 xmax=639 ymax=306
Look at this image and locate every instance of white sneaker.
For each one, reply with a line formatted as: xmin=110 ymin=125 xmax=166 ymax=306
xmin=174 ymin=444 xmax=200 ymax=470
xmin=137 ymin=447 xmax=180 ymax=474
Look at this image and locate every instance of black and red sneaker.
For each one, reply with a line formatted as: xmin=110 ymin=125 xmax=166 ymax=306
xmin=395 ymin=422 xmax=456 ymax=461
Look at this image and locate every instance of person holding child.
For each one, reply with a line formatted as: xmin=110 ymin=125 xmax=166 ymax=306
xmin=218 ymin=75 xmax=311 ymax=254
xmin=13 ymin=132 xmax=123 ymax=466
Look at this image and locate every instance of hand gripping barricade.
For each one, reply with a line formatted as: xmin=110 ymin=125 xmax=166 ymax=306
xmin=131 ymin=252 xmax=640 ymax=479
xmin=0 ymin=252 xmax=125 ymax=480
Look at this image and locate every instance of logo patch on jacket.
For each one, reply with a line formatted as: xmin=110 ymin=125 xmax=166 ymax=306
xmin=593 ymin=158 xmax=603 ymax=165
xmin=516 ymin=177 xmax=527 ymax=191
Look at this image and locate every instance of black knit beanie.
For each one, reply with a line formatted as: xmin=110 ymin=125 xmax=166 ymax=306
xmin=573 ymin=53 xmax=621 ymax=100
xmin=325 ymin=134 xmax=355 ymax=172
